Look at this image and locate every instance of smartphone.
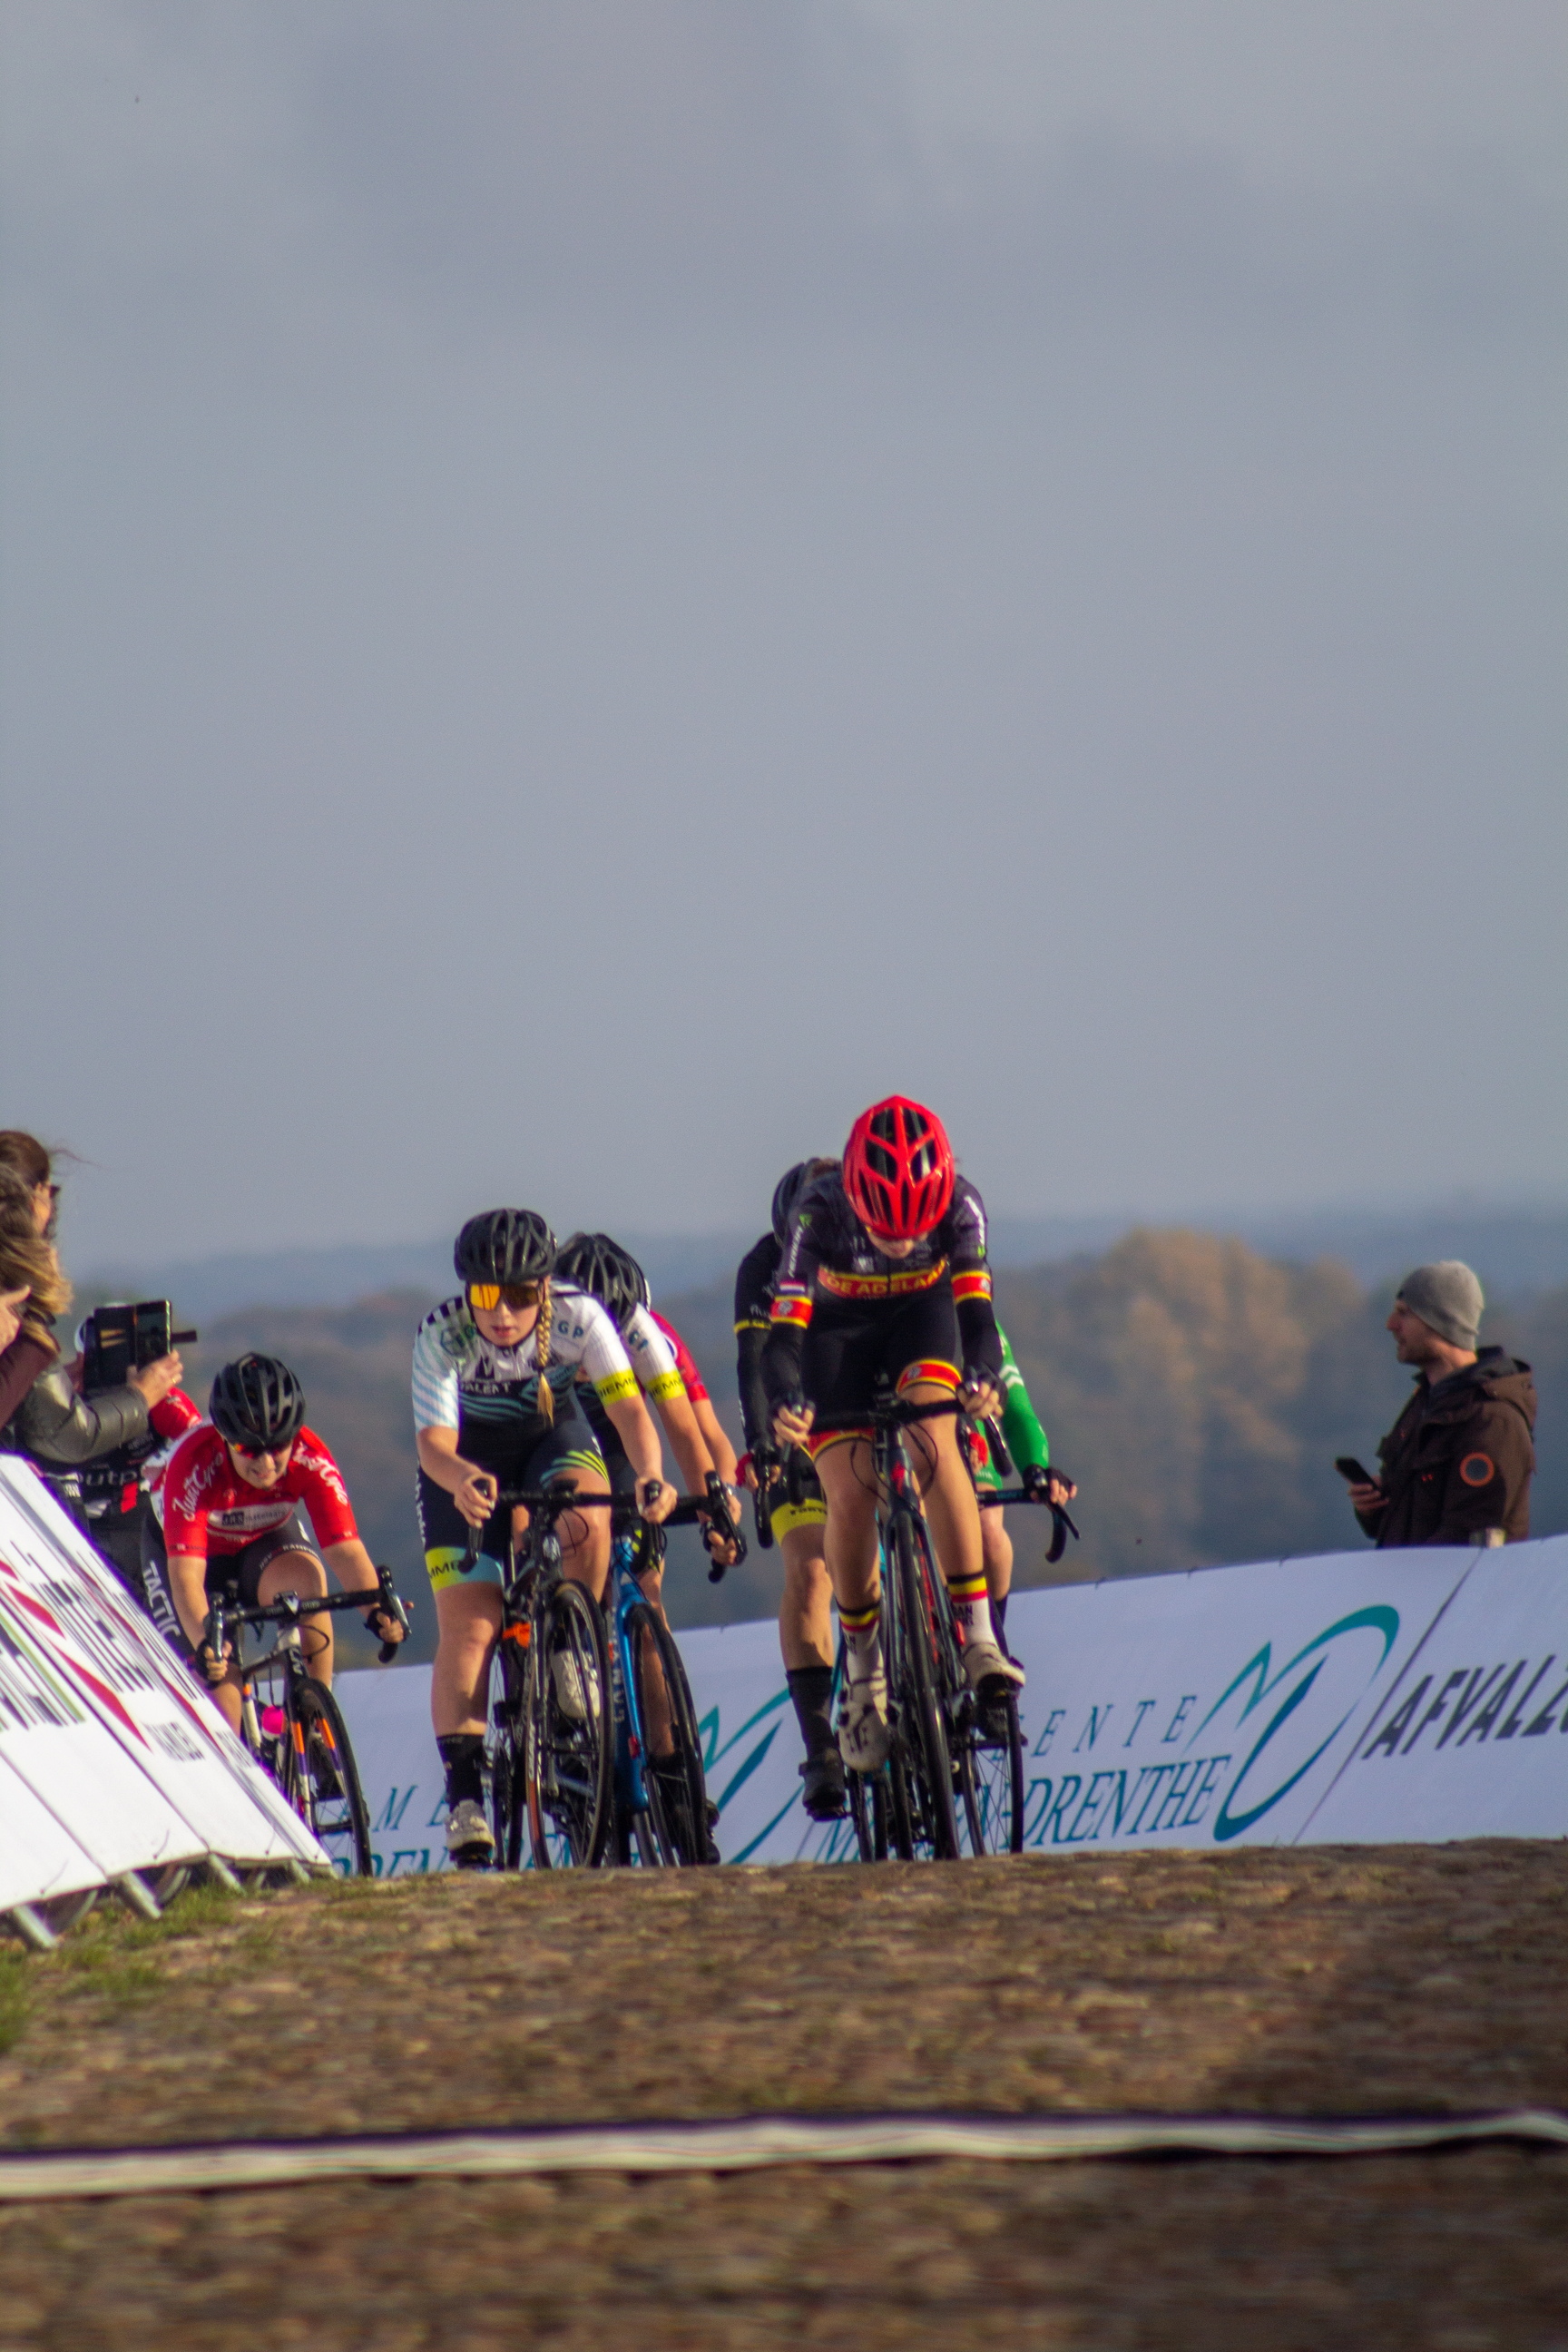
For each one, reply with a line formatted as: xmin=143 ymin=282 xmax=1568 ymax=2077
xmin=1335 ymin=1455 xmax=1378 ymax=1486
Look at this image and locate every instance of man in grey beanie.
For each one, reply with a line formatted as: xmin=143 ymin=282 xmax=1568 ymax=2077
xmin=1347 ymin=1261 xmax=1536 ymax=1547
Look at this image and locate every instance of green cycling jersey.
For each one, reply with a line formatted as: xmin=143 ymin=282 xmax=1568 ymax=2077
xmin=974 ymin=1325 xmax=1048 ymax=1488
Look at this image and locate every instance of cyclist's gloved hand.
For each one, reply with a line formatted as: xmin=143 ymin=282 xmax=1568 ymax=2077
xmin=365 ymin=1605 xmax=406 ymax=1646
xmin=196 ymin=1639 xmax=231 ymax=1686
xmin=1033 ymin=1465 xmax=1077 ymax=1504
xmin=1023 ymin=1462 xmax=1053 ymax=1502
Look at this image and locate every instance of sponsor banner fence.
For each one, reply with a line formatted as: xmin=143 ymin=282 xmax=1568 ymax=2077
xmin=0 ymin=1462 xmax=326 ymax=1916
xmin=334 ymin=1533 xmax=1568 ymax=1876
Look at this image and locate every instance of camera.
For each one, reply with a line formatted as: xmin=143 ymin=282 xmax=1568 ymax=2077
xmin=80 ymin=1300 xmax=198 ymax=1396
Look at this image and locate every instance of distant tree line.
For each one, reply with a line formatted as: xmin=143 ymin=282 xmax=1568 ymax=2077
xmin=160 ymin=1230 xmax=1566 ymax=1655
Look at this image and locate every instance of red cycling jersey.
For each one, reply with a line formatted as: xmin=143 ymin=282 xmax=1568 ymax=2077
xmin=162 ymin=1423 xmax=358 ymax=1559
xmin=152 ymin=1389 xmax=202 ymax=1444
xmin=650 ymin=1309 xmax=709 ymax=1405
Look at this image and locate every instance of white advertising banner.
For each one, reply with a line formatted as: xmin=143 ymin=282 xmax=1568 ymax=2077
xmin=335 ymin=1534 xmax=1568 ymax=1875
xmin=0 ymin=1752 xmax=105 ymax=1911
xmin=0 ymin=1462 xmax=326 ymax=1893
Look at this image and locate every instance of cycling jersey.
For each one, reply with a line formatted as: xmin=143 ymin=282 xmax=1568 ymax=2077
xmin=762 ymin=1170 xmax=1002 ymax=1411
xmin=650 ymin=1308 xmax=709 ymax=1404
xmin=412 ymin=1287 xmax=638 ymax=1461
xmin=734 ymin=1230 xmax=781 ymax=1453
xmin=614 ymin=1303 xmax=689 ymax=1408
xmin=162 ymin=1423 xmax=358 ymax=1560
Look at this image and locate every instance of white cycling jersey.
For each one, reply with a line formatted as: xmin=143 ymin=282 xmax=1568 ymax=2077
xmin=412 ymin=1287 xmax=637 ymax=1434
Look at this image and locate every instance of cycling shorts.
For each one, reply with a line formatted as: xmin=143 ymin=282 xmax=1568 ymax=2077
xmin=800 ymin=1281 xmax=961 ymax=1461
xmin=141 ymin=1508 xmax=324 ymax=1664
xmin=769 ymin=1447 xmax=827 ymax=1537
xmin=418 ymin=1404 xmax=606 ymax=1592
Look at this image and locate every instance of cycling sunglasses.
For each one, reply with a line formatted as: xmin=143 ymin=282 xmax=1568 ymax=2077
xmin=467 ymin=1281 xmax=541 ymax=1313
xmin=233 ymin=1438 xmax=293 ymax=1462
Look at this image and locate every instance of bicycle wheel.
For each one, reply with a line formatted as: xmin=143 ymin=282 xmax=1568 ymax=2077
xmin=887 ymin=1508 xmax=960 ymax=1860
xmin=848 ymin=1768 xmax=892 ymax=1863
xmin=489 ymin=1633 xmax=530 ymax=1870
xmin=523 ymin=1581 xmax=612 ymax=1868
xmin=285 ymin=1679 xmax=373 ymax=1877
xmin=628 ymin=1604 xmax=714 ymax=1867
xmin=956 ymin=1690 xmax=1025 ymax=1856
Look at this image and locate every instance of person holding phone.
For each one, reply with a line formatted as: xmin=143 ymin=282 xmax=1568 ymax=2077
xmin=1342 ymin=1262 xmax=1535 ymax=1548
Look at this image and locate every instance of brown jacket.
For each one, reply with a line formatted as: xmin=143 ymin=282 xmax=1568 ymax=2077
xmin=1360 ymin=1348 xmax=1536 ymax=1548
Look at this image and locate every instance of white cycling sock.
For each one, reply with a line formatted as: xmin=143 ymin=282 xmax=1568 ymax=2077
xmin=948 ymin=1571 xmax=998 ymax=1650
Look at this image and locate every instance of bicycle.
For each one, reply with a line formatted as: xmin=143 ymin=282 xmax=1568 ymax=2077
xmin=485 ymin=1478 xmax=734 ymax=1871
xmin=813 ymin=1385 xmax=1025 ymax=1864
xmin=203 ymin=1565 xmax=408 ymax=1878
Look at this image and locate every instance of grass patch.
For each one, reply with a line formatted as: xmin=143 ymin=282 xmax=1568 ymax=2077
xmin=0 ymin=1950 xmax=31 ymax=2054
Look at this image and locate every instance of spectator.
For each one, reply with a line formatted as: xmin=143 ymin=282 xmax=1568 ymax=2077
xmin=1348 ymin=1262 xmax=1536 ymax=1547
xmin=0 ymin=1129 xmax=63 ymax=1240
xmin=0 ymin=1169 xmax=70 ymax=1431
xmin=0 ymin=1141 xmax=188 ymax=1590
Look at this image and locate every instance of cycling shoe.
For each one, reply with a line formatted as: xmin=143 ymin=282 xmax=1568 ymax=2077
xmin=445 ymin=1798 xmax=495 ymax=1869
xmin=799 ymin=1747 xmax=848 ymax=1820
xmin=963 ymin=1637 xmax=1025 ymax=1695
xmin=837 ymin=1671 xmax=890 ymax=1773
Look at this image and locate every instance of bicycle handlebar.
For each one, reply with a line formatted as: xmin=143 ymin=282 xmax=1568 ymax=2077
xmin=202 ymin=1563 xmax=411 ymax=1667
xmin=975 ymin=1482 xmax=1081 ymax=1564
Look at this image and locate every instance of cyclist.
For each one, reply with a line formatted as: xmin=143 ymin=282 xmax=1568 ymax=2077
xmin=965 ymin=1325 xmax=1077 ymax=1637
xmin=414 ymin=1210 xmax=674 ymax=1867
xmin=762 ymin=1097 xmax=1022 ymax=1772
xmin=735 ymin=1158 xmax=844 ymax=1818
xmin=156 ymin=1354 xmax=405 ymax=1734
xmin=554 ymin=1232 xmax=740 ymax=1577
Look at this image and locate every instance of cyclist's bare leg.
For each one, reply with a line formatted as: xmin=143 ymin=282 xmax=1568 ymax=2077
xmin=899 ymin=1382 xmax=984 ymax=1591
xmin=779 ymin=1524 xmax=833 ymax=1671
xmin=257 ymin=1548 xmax=333 ymax=1687
xmin=904 ymin=1380 xmax=1021 ymax=1687
xmin=981 ymin=1505 xmax=1013 ymax=1602
xmin=812 ymin=1438 xmax=882 ymax=1615
xmin=431 ymin=1582 xmax=504 ymax=1740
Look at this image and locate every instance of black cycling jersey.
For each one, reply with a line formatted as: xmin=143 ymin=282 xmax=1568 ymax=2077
xmin=761 ymin=1170 xmax=1002 ymax=1412
xmin=733 ymin=1231 xmax=781 ymax=1455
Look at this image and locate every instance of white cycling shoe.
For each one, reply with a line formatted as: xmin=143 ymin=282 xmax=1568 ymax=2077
xmin=837 ymin=1668 xmax=891 ymax=1773
xmin=445 ymin=1798 xmax=495 ymax=1867
xmin=552 ymin=1649 xmax=602 ymax=1725
xmin=963 ymin=1637 xmax=1025 ymax=1695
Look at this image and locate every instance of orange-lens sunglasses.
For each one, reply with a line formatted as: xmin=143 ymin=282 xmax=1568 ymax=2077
xmin=467 ymin=1281 xmax=541 ymax=1313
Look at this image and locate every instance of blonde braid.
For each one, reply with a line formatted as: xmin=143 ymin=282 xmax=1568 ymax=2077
xmin=534 ymin=1271 xmax=554 ymax=1425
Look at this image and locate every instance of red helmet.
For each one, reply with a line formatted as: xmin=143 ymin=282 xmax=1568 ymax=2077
xmin=843 ymin=1097 xmax=955 ymax=1240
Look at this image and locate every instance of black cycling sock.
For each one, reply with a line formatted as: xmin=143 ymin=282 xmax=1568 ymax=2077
xmin=995 ymin=1593 xmax=1009 ymax=1631
xmin=436 ymin=1733 xmax=485 ymax=1811
xmin=787 ymin=1665 xmax=836 ymax=1759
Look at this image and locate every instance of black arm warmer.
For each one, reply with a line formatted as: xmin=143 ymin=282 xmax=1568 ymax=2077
xmin=761 ymin=1322 xmax=806 ymax=1412
xmin=956 ymin=1295 xmax=1004 ymax=1385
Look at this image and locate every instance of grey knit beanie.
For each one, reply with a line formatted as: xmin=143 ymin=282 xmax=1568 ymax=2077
xmin=1396 ymin=1261 xmax=1485 ymax=1351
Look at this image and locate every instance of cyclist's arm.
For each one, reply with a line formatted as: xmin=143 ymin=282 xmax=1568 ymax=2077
xmin=996 ymin=1328 xmax=1050 ymax=1475
xmin=166 ymin=1552 xmax=211 ymax=1651
xmin=734 ymin=1234 xmax=778 ymax=1454
xmin=416 ymin=1425 xmax=497 ymax=1524
xmin=602 ymin=1387 xmax=675 ymax=1520
xmin=320 ymin=1537 xmax=406 ymax=1641
xmin=652 ymin=1384 xmax=715 ymax=1494
xmin=692 ymin=1394 xmax=738 ymax=1485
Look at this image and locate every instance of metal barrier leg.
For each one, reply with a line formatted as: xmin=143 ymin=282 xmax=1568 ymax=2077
xmin=113 ymin=1874 xmax=162 ymax=1923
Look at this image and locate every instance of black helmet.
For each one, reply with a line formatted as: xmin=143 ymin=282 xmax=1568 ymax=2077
xmin=210 ymin=1355 xmax=306 ymax=1451
xmin=554 ymin=1231 xmax=649 ymax=1328
xmin=771 ymin=1157 xmax=838 ymax=1245
xmin=454 ymin=1209 xmax=555 ymax=1289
